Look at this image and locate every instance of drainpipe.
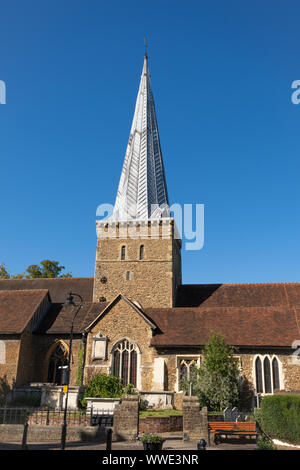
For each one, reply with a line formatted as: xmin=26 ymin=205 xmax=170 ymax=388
xmin=80 ymin=331 xmax=88 ymax=386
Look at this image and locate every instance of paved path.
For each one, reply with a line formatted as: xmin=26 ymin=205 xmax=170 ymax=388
xmin=0 ymin=434 xmax=256 ymax=451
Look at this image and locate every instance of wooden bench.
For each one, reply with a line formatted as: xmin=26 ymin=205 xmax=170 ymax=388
xmin=208 ymin=421 xmax=258 ymax=445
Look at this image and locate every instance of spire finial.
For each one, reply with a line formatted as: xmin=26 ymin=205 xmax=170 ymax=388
xmin=144 ymin=37 xmax=148 ymax=58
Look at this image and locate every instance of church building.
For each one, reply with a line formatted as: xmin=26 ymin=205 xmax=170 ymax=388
xmin=0 ymin=53 xmax=299 ymax=408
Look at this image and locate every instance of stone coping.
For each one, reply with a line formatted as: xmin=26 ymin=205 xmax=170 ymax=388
xmin=85 ymin=397 xmax=121 ymax=402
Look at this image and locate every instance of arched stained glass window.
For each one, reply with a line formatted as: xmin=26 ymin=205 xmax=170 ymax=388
xmin=130 ymin=350 xmax=137 ymax=386
xmin=112 ymin=339 xmax=138 ymax=387
xmin=255 ymin=355 xmax=281 ymax=394
xmin=121 ymin=350 xmax=129 ymax=386
xmin=272 ymin=357 xmax=280 ymax=391
xmin=264 ymin=357 xmax=272 ymax=393
xmin=113 ymin=350 xmax=120 ymax=378
xmin=255 ymin=357 xmax=263 ymax=393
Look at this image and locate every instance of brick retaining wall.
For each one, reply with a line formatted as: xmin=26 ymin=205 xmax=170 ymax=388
xmin=139 ymin=415 xmax=182 ymax=434
xmin=0 ymin=424 xmax=105 ymax=443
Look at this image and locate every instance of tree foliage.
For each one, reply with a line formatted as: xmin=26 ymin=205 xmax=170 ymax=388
xmin=0 ymin=260 xmax=72 ymax=279
xmin=187 ymin=333 xmax=240 ymax=411
xmin=0 ymin=263 xmax=10 ymax=279
xmin=81 ymin=373 xmax=136 ymax=407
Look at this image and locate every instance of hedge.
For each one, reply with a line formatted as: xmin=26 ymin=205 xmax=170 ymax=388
xmin=258 ymin=395 xmax=300 ymax=444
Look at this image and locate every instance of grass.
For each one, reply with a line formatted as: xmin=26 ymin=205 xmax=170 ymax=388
xmin=139 ymin=409 xmax=183 ymax=418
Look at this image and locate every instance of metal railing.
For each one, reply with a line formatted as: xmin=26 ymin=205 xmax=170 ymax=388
xmin=0 ymin=407 xmax=114 ymax=427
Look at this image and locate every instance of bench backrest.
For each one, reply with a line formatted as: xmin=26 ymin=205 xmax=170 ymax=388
xmin=209 ymin=421 xmax=256 ymax=432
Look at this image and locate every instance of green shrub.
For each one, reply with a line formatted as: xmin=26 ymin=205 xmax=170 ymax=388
xmin=82 ymin=374 xmax=137 ymax=405
xmin=256 ymin=434 xmax=277 ymax=450
xmin=84 ymin=374 xmax=124 ymax=399
xmin=259 ymin=395 xmax=300 ymax=444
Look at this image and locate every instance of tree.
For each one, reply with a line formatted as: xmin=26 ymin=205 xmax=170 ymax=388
xmin=0 ymin=260 xmax=72 ymax=279
xmin=0 ymin=263 xmax=10 ymax=279
xmin=195 ymin=333 xmax=240 ymax=411
xmin=27 ymin=260 xmax=71 ymax=278
xmin=25 ymin=264 xmax=43 ymax=278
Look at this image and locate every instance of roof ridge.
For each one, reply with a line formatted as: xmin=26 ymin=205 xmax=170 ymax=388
xmin=0 ymin=289 xmax=49 ymax=294
xmin=145 ymin=305 xmax=300 ymax=311
xmin=179 ymin=282 xmax=300 ymax=287
xmin=0 ymin=277 xmax=94 ymax=281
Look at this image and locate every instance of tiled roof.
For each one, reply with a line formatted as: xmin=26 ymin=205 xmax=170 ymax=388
xmin=1 ymin=280 xmax=300 ymax=347
xmin=0 ymin=277 xmax=94 ymax=303
xmin=145 ymin=306 xmax=300 ymax=348
xmin=0 ymin=290 xmax=49 ymax=334
xmin=36 ymin=302 xmax=108 ymax=334
xmin=175 ymin=283 xmax=300 ymax=308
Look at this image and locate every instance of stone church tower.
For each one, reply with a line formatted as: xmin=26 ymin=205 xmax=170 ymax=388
xmin=93 ymin=54 xmax=181 ymax=308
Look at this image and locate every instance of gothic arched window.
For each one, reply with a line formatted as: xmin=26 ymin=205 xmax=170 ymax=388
xmin=112 ymin=339 xmax=138 ymax=387
xmin=178 ymin=358 xmax=200 ymax=392
xmin=264 ymin=357 xmax=272 ymax=393
xmin=272 ymin=357 xmax=280 ymax=391
xmin=121 ymin=246 xmax=126 ymax=260
xmin=47 ymin=342 xmax=69 ymax=385
xmin=255 ymin=355 xmax=281 ymax=394
xmin=139 ymin=245 xmax=144 ymax=260
xmin=255 ymin=357 xmax=263 ymax=393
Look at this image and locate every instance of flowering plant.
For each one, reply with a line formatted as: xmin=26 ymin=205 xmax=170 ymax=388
xmin=137 ymin=433 xmax=164 ymax=443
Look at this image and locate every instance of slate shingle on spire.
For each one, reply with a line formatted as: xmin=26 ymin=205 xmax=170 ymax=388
xmin=112 ymin=54 xmax=170 ymax=221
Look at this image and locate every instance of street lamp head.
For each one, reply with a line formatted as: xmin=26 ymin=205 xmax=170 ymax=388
xmin=65 ymin=292 xmax=75 ymax=306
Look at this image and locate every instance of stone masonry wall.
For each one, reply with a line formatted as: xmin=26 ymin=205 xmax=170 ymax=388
xmin=84 ymin=297 xmax=156 ymax=390
xmin=113 ymin=395 xmax=139 ymax=441
xmin=0 ymin=335 xmax=21 ymax=391
xmin=93 ymin=219 xmax=181 ymax=308
xmin=182 ymin=396 xmax=208 ymax=442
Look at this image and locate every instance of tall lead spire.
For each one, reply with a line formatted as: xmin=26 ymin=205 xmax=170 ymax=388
xmin=112 ymin=54 xmax=170 ymax=221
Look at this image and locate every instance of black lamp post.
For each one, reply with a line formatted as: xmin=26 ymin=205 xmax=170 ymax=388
xmin=61 ymin=292 xmax=83 ymax=451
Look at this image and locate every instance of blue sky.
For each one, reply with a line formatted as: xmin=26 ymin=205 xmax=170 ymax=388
xmin=0 ymin=0 xmax=299 ymax=284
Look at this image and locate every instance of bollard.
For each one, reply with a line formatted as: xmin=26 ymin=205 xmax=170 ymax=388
xmin=106 ymin=428 xmax=113 ymax=451
xmin=197 ymin=439 xmax=207 ymax=450
xmin=22 ymin=417 xmax=29 ymax=450
xmin=61 ymin=422 xmax=67 ymax=450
